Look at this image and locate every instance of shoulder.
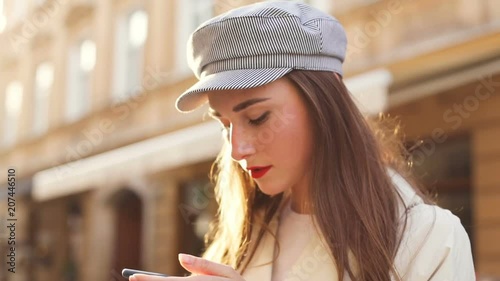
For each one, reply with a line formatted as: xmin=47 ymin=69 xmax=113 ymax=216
xmin=387 ymin=168 xmax=469 ymax=244
xmin=402 ymin=203 xmax=469 ymax=249
xmin=387 ymin=169 xmax=475 ymax=280
xmin=394 ymin=199 xmax=475 ymax=280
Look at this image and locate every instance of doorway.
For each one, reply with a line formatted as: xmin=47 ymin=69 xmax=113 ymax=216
xmin=111 ymin=189 xmax=143 ymax=274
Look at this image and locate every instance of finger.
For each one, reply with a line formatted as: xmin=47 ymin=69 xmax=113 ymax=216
xmin=132 ymin=274 xmax=229 ymax=281
xmin=178 ymin=254 xmax=238 ymax=278
xmin=129 ymin=274 xmax=169 ymax=281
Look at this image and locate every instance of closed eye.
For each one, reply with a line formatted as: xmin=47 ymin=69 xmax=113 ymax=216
xmin=249 ymin=111 xmax=270 ymax=126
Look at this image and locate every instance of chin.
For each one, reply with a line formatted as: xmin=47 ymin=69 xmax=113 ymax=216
xmin=257 ymin=184 xmax=287 ymax=196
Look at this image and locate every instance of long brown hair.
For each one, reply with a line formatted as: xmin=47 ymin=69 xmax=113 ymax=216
xmin=202 ymin=70 xmax=431 ymax=280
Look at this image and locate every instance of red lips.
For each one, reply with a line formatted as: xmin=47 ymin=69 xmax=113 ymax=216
xmin=247 ymin=166 xmax=272 ymax=179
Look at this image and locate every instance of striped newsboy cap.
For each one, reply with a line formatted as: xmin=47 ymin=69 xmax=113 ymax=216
xmin=175 ymin=1 xmax=347 ymax=113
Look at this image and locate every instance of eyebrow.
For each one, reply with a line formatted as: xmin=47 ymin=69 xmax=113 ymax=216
xmin=209 ymin=97 xmax=270 ymax=118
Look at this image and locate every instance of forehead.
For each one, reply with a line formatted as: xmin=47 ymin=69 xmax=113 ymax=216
xmin=207 ymin=76 xmax=297 ymax=113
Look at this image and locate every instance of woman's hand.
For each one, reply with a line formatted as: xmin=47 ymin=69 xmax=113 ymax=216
xmin=130 ymin=254 xmax=245 ymax=281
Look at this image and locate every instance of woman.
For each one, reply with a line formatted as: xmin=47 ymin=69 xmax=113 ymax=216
xmin=132 ymin=1 xmax=475 ymax=280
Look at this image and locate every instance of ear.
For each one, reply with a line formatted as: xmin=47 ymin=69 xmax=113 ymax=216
xmin=334 ymin=72 xmax=341 ymax=81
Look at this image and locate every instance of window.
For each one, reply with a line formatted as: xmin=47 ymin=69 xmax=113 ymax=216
xmin=409 ymin=136 xmax=473 ymax=252
xmin=36 ymin=0 xmax=47 ymax=6
xmin=9 ymin=0 xmax=26 ymax=27
xmin=265 ymin=0 xmax=332 ymax=12
xmin=66 ymin=39 xmax=95 ymax=123
xmin=304 ymin=0 xmax=333 ymax=11
xmin=176 ymin=0 xmax=214 ymax=77
xmin=112 ymin=9 xmax=148 ymax=101
xmin=0 ymin=0 xmax=6 ymax=33
xmin=4 ymin=81 xmax=23 ymax=145
xmin=178 ymin=178 xmax=216 ymax=275
xmin=33 ymin=62 xmax=53 ymax=136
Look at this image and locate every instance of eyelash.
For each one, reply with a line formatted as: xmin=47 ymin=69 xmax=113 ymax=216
xmin=220 ymin=111 xmax=270 ymax=131
xmin=248 ymin=111 xmax=270 ymax=126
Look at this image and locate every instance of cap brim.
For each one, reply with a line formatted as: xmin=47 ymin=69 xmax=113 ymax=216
xmin=176 ymin=68 xmax=293 ymax=112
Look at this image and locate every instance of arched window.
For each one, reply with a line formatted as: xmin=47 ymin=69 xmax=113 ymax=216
xmin=4 ymin=80 xmax=23 ymax=145
xmin=66 ymin=39 xmax=95 ymax=122
xmin=0 ymin=0 xmax=6 ymax=33
xmin=33 ymin=62 xmax=53 ymax=136
xmin=176 ymin=0 xmax=214 ymax=77
xmin=112 ymin=9 xmax=149 ymax=101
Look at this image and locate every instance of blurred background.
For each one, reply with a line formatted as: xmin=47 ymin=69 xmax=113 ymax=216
xmin=0 ymin=0 xmax=499 ymax=280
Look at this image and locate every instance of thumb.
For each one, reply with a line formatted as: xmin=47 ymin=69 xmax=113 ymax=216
xmin=178 ymin=253 xmax=238 ymax=278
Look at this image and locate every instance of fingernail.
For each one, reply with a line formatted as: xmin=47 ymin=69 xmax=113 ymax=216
xmin=179 ymin=253 xmax=194 ymax=265
xmin=129 ymin=275 xmax=137 ymax=281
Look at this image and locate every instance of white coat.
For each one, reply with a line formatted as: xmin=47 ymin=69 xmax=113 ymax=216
xmin=241 ymin=170 xmax=476 ymax=281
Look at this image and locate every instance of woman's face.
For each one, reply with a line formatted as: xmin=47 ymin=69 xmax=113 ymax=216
xmin=208 ymin=76 xmax=314 ymax=196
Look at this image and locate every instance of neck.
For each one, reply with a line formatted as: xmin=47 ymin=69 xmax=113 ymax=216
xmin=290 ymin=189 xmax=311 ymax=214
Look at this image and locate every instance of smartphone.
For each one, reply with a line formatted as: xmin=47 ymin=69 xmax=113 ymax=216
xmin=122 ymin=268 xmax=169 ymax=279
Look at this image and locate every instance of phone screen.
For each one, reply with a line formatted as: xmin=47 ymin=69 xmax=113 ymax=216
xmin=122 ymin=268 xmax=169 ymax=279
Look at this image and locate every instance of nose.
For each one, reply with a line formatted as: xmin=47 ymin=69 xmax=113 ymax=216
xmin=229 ymin=125 xmax=256 ymax=161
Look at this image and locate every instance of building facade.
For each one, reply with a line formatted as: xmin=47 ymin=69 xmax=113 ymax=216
xmin=0 ymin=0 xmax=499 ymax=280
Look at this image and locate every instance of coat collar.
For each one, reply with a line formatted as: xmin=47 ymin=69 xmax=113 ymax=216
xmin=240 ymin=170 xmax=420 ymax=281
xmin=240 ymin=202 xmax=281 ymax=281
xmin=240 ymin=198 xmax=340 ymax=281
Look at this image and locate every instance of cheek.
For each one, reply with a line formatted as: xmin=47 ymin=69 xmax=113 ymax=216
xmin=264 ymin=112 xmax=313 ymax=168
